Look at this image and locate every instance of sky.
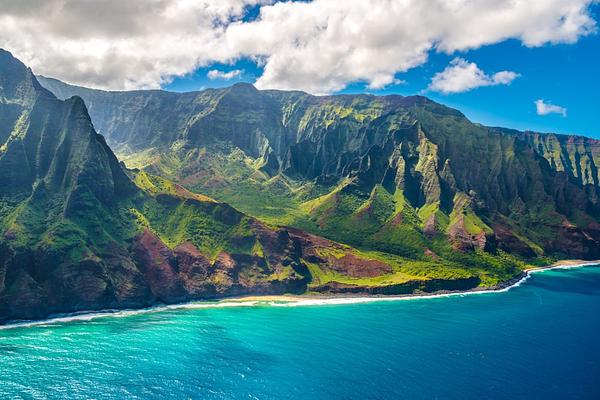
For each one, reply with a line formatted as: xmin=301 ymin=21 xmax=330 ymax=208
xmin=0 ymin=0 xmax=598 ymax=138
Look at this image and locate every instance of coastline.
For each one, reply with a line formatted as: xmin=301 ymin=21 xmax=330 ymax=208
xmin=1 ymin=259 xmax=598 ymax=330
xmin=225 ymin=259 xmax=600 ymax=304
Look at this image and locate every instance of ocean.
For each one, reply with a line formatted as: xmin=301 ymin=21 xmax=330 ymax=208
xmin=1 ymin=265 xmax=599 ymax=399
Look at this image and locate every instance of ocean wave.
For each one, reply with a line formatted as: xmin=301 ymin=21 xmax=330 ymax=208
xmin=1 ymin=261 xmax=598 ymax=330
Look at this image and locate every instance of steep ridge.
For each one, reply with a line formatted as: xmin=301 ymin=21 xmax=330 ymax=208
xmin=37 ymin=75 xmax=600 ymax=265
xmin=3 ymin=50 xmax=486 ymax=323
xmin=37 ymin=76 xmax=224 ymax=153
xmin=491 ymin=127 xmax=600 ymax=188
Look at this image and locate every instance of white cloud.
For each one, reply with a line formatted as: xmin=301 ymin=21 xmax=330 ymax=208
xmin=428 ymin=58 xmax=519 ymax=94
xmin=535 ymin=99 xmax=567 ymax=117
xmin=0 ymin=0 xmax=595 ymax=93
xmin=207 ymin=69 xmax=243 ymax=80
xmin=367 ymin=77 xmax=405 ymax=90
xmin=0 ymin=0 xmax=268 ymax=90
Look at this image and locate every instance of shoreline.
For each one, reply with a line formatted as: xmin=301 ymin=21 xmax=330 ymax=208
xmin=1 ymin=259 xmax=599 ymax=330
xmin=225 ymin=259 xmax=600 ymax=304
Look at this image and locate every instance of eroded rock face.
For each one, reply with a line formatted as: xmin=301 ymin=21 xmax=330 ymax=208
xmin=447 ymin=215 xmax=487 ymax=252
xmin=514 ymin=130 xmax=600 ymax=187
xmin=552 ymin=222 xmax=600 ymax=260
xmin=133 ymin=229 xmax=184 ymax=301
xmin=325 ymin=254 xmax=392 ymax=278
xmin=2 ymin=49 xmax=600 ymax=324
xmin=37 ymin=73 xmax=600 ymax=262
xmin=0 ymin=226 xmax=310 ymax=323
xmin=312 ymin=276 xmax=481 ymax=295
xmin=0 ymin=51 xmax=316 ymax=323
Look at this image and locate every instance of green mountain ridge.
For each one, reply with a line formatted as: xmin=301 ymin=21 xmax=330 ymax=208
xmin=6 ymin=50 xmax=479 ymax=323
xmin=0 ymin=48 xmax=596 ymax=323
xmin=37 ymin=75 xmax=600 ymax=262
xmin=38 ymin=75 xmax=600 ymax=187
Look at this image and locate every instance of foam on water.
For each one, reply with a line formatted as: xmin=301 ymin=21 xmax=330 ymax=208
xmin=1 ymin=261 xmax=598 ymax=330
xmin=2 ymin=264 xmax=600 ymax=400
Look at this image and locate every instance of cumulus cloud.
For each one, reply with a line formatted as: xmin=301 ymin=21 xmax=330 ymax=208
xmin=0 ymin=0 xmax=268 ymax=89
xmin=207 ymin=69 xmax=243 ymax=80
xmin=0 ymin=0 xmax=596 ymax=93
xmin=428 ymin=58 xmax=519 ymax=94
xmin=535 ymin=99 xmax=568 ymax=117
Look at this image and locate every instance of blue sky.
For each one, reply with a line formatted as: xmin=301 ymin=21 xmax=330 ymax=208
xmin=165 ymin=4 xmax=600 ymax=139
xmin=3 ymin=0 xmax=597 ymax=138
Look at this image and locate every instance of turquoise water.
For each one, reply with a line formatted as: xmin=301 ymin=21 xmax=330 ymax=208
xmin=1 ymin=266 xmax=599 ymax=400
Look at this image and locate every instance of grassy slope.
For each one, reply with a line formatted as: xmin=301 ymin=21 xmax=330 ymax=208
xmin=131 ymin=171 xmax=260 ymax=261
xmin=50 ymin=81 xmax=581 ymax=290
xmin=2 ymin=148 xmax=531 ymax=294
xmin=128 ymin=172 xmax=516 ymax=289
xmin=123 ymin=148 xmax=541 ymax=288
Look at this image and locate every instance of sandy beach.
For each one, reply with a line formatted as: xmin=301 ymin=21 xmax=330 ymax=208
xmin=222 ymin=259 xmax=600 ymax=304
xmin=1 ymin=259 xmax=599 ymax=329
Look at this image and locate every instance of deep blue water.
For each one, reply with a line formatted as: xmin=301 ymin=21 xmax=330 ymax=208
xmin=1 ymin=266 xmax=599 ymax=399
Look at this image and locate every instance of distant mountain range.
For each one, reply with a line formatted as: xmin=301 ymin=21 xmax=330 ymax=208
xmin=0 ymin=48 xmax=598 ymax=323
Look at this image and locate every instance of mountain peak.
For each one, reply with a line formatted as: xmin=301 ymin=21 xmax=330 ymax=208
xmin=0 ymin=48 xmax=15 ymax=60
xmin=230 ymin=82 xmax=258 ymax=91
xmin=0 ymin=48 xmax=53 ymax=105
xmin=0 ymin=51 xmax=135 ymax=204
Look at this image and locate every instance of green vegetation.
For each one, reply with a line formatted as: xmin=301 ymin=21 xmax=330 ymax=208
xmin=134 ymin=196 xmax=257 ymax=261
xmin=1 ymin=49 xmax=598 ymax=323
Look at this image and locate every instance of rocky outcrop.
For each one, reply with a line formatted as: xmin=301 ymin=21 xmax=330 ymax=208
xmin=312 ymin=276 xmax=481 ymax=295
